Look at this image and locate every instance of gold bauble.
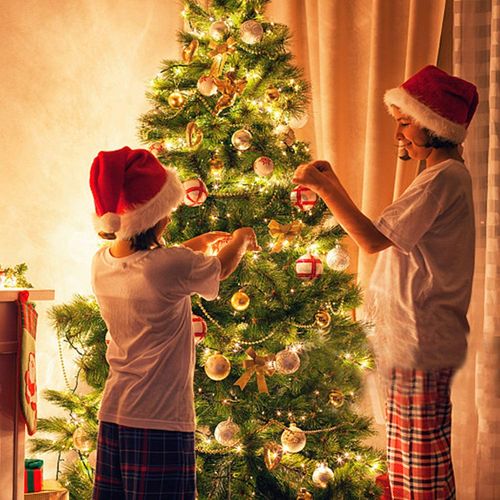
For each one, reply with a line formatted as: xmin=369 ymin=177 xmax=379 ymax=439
xmin=168 ymin=91 xmax=186 ymax=109
xmin=72 ymin=427 xmax=93 ymax=452
xmin=281 ymin=423 xmax=306 ymax=453
xmin=296 ymin=488 xmax=313 ymax=500
xmin=209 ymin=20 xmax=229 ymax=41
xmin=231 ymin=291 xmax=250 ymax=311
xmin=315 ymin=310 xmax=331 ymax=329
xmin=231 ymin=129 xmax=252 ymax=151
xmin=214 ymin=419 xmax=240 ymax=446
xmin=266 ymin=87 xmax=280 ymax=101
xmin=88 ymin=450 xmax=97 ymax=469
xmin=328 ymin=389 xmax=345 ymax=408
xmin=264 ymin=441 xmax=283 ymax=470
xmin=312 ymin=463 xmax=334 ymax=488
xmin=204 ymin=354 xmax=231 ymax=381
xmin=275 ymin=349 xmax=301 ymax=375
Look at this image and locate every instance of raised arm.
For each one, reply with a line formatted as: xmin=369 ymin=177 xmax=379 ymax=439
xmin=216 ymin=228 xmax=260 ymax=280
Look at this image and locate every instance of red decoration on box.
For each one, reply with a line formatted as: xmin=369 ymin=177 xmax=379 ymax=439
xmin=192 ymin=315 xmax=207 ymax=345
xmin=295 ymin=253 xmax=323 ymax=280
xmin=376 ymin=473 xmax=391 ymax=499
xmin=24 ymin=459 xmax=43 ymax=493
xmin=290 ymin=185 xmax=318 ymax=211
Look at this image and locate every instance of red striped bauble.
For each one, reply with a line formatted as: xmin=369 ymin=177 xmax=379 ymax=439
xmin=290 ymin=185 xmax=318 ymax=211
xmin=183 ymin=178 xmax=208 ymax=207
xmin=295 ymin=253 xmax=323 ymax=280
xmin=192 ymin=314 xmax=208 ymax=345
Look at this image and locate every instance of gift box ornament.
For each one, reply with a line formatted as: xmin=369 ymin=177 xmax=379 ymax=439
xmin=25 ymin=458 xmax=43 ymax=493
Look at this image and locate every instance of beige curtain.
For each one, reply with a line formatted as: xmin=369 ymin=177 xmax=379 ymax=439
xmin=452 ymin=1 xmax=500 ymax=499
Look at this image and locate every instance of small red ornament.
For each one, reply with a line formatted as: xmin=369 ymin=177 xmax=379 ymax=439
xmin=290 ymin=185 xmax=318 ymax=211
xmin=183 ymin=178 xmax=208 ymax=207
xmin=192 ymin=315 xmax=207 ymax=345
xmin=295 ymin=253 xmax=323 ymax=280
xmin=149 ymin=142 xmax=165 ymax=156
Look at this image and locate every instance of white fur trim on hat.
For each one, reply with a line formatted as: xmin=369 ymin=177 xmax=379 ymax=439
xmin=384 ymin=87 xmax=467 ymax=144
xmin=92 ymin=165 xmax=184 ymax=240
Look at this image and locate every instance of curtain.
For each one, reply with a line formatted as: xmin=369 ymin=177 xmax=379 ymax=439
xmin=453 ymin=1 xmax=500 ymax=498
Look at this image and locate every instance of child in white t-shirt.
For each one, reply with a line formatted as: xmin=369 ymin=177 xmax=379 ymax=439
xmin=89 ymin=146 xmax=259 ymax=500
xmin=293 ymin=65 xmax=478 ymax=499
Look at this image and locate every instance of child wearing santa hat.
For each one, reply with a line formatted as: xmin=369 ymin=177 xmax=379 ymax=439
xmin=293 ymin=65 xmax=478 ymax=499
xmin=89 ymin=146 xmax=260 ymax=499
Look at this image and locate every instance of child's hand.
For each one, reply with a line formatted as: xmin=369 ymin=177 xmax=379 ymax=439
xmin=293 ymin=160 xmax=338 ymax=192
xmin=204 ymin=231 xmax=231 ymax=254
xmin=233 ymin=228 xmax=261 ymax=252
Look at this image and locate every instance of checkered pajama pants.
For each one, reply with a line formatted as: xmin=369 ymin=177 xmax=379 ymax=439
xmin=92 ymin=422 xmax=196 ymax=499
xmin=386 ymin=368 xmax=456 ymax=500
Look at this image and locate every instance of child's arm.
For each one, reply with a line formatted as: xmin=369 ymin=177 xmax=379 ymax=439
xmin=293 ymin=161 xmax=392 ymax=254
xmin=182 ymin=231 xmax=231 ymax=254
xmin=216 ymin=228 xmax=260 ymax=280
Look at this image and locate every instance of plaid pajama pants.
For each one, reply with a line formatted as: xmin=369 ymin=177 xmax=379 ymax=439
xmin=386 ymin=368 xmax=456 ymax=500
xmin=92 ymin=421 xmax=196 ymax=499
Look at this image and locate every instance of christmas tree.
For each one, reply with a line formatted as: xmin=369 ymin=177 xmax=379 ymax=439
xmin=32 ymin=1 xmax=383 ymax=498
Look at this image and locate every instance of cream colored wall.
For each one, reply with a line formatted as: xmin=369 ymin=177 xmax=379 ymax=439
xmin=1 ymin=0 xmax=182 ymax=479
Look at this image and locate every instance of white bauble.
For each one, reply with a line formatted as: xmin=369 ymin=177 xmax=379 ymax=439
xmin=209 ymin=21 xmax=229 ymax=40
xmin=312 ymin=463 xmax=334 ymax=488
xmin=183 ymin=178 xmax=208 ymax=207
xmin=240 ymin=20 xmax=264 ymax=44
xmin=281 ymin=424 xmax=306 ymax=453
xmin=253 ymin=156 xmax=274 ymax=177
xmin=197 ymin=75 xmax=218 ymax=96
xmin=326 ymin=245 xmax=350 ymax=271
xmin=289 ymin=112 xmax=308 ymax=129
xmin=214 ymin=419 xmax=240 ymax=446
xmin=295 ymin=253 xmax=323 ymax=280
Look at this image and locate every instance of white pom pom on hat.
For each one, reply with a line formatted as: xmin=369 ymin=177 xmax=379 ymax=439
xmin=384 ymin=65 xmax=478 ymax=144
xmin=90 ymin=146 xmax=184 ymax=240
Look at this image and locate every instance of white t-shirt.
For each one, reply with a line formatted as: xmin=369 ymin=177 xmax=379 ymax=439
xmin=91 ymin=245 xmax=221 ymax=432
xmin=364 ymin=159 xmax=475 ymax=371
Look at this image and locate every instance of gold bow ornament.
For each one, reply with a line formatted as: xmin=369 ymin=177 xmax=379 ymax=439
xmin=212 ymin=71 xmax=247 ymax=115
xmin=182 ymin=39 xmax=199 ymax=64
xmin=268 ymin=219 xmax=304 ymax=253
xmin=185 ymin=121 xmax=203 ymax=149
xmin=234 ymin=347 xmax=275 ymax=394
xmin=208 ymin=37 xmax=237 ymax=77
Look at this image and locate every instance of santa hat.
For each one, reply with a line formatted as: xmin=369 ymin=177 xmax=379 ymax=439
xmin=384 ymin=65 xmax=478 ymax=144
xmin=90 ymin=146 xmax=184 ymax=240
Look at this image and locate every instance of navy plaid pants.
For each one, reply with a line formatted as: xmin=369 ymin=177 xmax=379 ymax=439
xmin=92 ymin=421 xmax=196 ymax=499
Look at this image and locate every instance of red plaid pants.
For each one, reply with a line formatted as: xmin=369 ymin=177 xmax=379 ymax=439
xmin=386 ymin=368 xmax=456 ymax=500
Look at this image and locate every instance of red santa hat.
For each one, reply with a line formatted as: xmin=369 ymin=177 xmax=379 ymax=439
xmin=384 ymin=65 xmax=478 ymax=144
xmin=90 ymin=146 xmax=184 ymax=240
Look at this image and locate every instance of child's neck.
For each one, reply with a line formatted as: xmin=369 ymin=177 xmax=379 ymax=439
xmin=109 ymin=240 xmax=136 ymax=258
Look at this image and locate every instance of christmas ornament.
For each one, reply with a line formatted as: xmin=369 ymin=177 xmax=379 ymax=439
xmin=88 ymin=450 xmax=97 ymax=469
xmin=266 ymin=87 xmax=280 ymax=101
xmin=167 ymin=92 xmax=186 ymax=109
xmin=312 ymin=463 xmax=334 ymax=488
xmin=328 ymin=389 xmax=345 ymax=408
xmin=213 ymin=72 xmax=247 ymax=115
xmin=204 ymin=354 xmax=231 ymax=381
xmin=275 ymin=349 xmax=301 ymax=375
xmin=289 ymin=112 xmax=308 ymax=129
xmin=326 ymin=245 xmax=350 ymax=271
xmin=208 ymin=38 xmax=236 ymax=77
xmin=192 ymin=315 xmax=207 ymax=345
xmin=315 ymin=310 xmax=331 ymax=329
xmin=295 ymin=254 xmax=323 ymax=280
xmin=231 ymin=129 xmax=252 ymax=151
xmin=268 ymin=219 xmax=303 ymax=253
xmin=183 ymin=179 xmax=208 ymax=207
xmin=253 ymin=156 xmax=274 ymax=177
xmin=105 ymin=331 xmax=112 ymax=346
xmin=149 ymin=142 xmax=165 ymax=156
xmin=281 ymin=424 xmax=306 ymax=453
xmin=282 ymin=127 xmax=296 ymax=146
xmin=185 ymin=122 xmax=203 ymax=149
xmin=214 ymin=418 xmax=240 ymax=446
xmin=263 ymin=442 xmax=283 ymax=470
xmin=296 ymin=488 xmax=313 ymax=500
xmin=209 ymin=20 xmax=229 ymax=41
xmin=234 ymin=347 xmax=275 ymax=394
xmin=291 ymin=185 xmax=318 ymax=211
xmin=182 ymin=39 xmax=199 ymax=63
xmin=240 ymin=20 xmax=264 ymax=44
xmin=72 ymin=427 xmax=93 ymax=452
xmin=231 ymin=290 xmax=250 ymax=311
xmin=197 ymin=75 xmax=218 ymax=96
xmin=209 ymin=157 xmax=224 ymax=178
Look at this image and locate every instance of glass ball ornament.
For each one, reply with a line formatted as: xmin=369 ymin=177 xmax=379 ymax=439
xmin=263 ymin=441 xmax=283 ymax=470
xmin=326 ymin=245 xmax=350 ymax=271
xmin=209 ymin=20 xmax=229 ymax=40
xmin=88 ymin=450 xmax=97 ymax=469
xmin=289 ymin=112 xmax=308 ymax=129
xmin=231 ymin=129 xmax=253 ymax=151
xmin=290 ymin=185 xmax=318 ymax=211
xmin=312 ymin=463 xmax=334 ymax=488
xmin=183 ymin=178 xmax=208 ymax=207
xmin=295 ymin=253 xmax=323 ymax=280
xmin=204 ymin=353 xmax=231 ymax=381
xmin=167 ymin=91 xmax=186 ymax=109
xmin=72 ymin=427 xmax=93 ymax=452
xmin=231 ymin=290 xmax=250 ymax=311
xmin=192 ymin=314 xmax=207 ymax=345
xmin=214 ymin=419 xmax=240 ymax=446
xmin=328 ymin=389 xmax=345 ymax=408
xmin=240 ymin=20 xmax=264 ymax=44
xmin=281 ymin=423 xmax=306 ymax=453
xmin=197 ymin=75 xmax=218 ymax=96
xmin=315 ymin=310 xmax=332 ymax=329
xmin=253 ymin=156 xmax=274 ymax=177
xmin=275 ymin=349 xmax=301 ymax=375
